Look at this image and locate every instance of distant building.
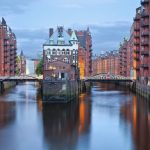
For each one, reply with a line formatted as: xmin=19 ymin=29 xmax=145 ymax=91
xmin=20 ymin=51 xmax=26 ymax=75
xmin=26 ymin=59 xmax=35 ymax=75
xmin=92 ymin=51 xmax=119 ymax=76
xmin=0 ymin=17 xmax=17 ymax=76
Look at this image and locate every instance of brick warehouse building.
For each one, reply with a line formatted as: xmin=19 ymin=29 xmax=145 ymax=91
xmin=43 ymin=26 xmax=92 ymax=80
xmin=76 ymin=28 xmax=92 ymax=79
xmin=0 ymin=18 xmax=17 ymax=76
xmin=92 ymin=51 xmax=120 ymax=76
xmin=132 ymin=0 xmax=150 ymax=84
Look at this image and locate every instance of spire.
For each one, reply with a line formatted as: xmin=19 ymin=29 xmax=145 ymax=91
xmin=2 ymin=17 xmax=6 ymax=26
xmin=20 ymin=50 xmax=24 ymax=57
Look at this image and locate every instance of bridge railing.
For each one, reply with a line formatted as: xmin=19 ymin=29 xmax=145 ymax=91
xmin=85 ymin=74 xmax=133 ymax=81
xmin=0 ymin=75 xmax=43 ymax=81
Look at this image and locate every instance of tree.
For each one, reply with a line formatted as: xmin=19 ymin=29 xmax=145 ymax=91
xmin=36 ymin=59 xmax=43 ymax=76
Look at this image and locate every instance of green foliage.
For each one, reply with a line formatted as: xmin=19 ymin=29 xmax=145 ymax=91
xmin=16 ymin=56 xmax=21 ymax=63
xmin=36 ymin=59 xmax=43 ymax=76
xmin=16 ymin=68 xmax=20 ymax=75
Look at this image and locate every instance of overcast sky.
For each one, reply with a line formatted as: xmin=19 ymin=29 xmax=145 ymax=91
xmin=0 ymin=0 xmax=140 ymax=58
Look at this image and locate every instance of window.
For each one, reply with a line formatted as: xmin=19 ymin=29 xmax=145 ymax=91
xmin=73 ymin=49 xmax=76 ymax=54
xmin=52 ymin=49 xmax=56 ymax=55
xmin=66 ymin=49 xmax=70 ymax=55
xmin=57 ymin=49 xmax=60 ymax=55
xmin=63 ymin=58 xmax=69 ymax=63
xmin=62 ymin=49 xmax=65 ymax=55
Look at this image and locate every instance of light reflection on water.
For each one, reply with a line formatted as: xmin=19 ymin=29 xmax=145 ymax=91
xmin=0 ymin=82 xmax=149 ymax=150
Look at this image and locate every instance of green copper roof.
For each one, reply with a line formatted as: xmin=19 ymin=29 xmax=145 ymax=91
xmin=70 ymin=31 xmax=78 ymax=41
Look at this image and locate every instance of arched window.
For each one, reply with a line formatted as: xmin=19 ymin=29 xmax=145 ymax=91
xmin=62 ymin=49 xmax=65 ymax=55
xmin=73 ymin=49 xmax=76 ymax=54
xmin=57 ymin=49 xmax=60 ymax=55
xmin=52 ymin=49 xmax=56 ymax=55
xmin=66 ymin=49 xmax=70 ymax=55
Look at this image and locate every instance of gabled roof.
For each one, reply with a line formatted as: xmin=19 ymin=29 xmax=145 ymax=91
xmin=70 ymin=31 xmax=78 ymax=41
xmin=49 ymin=26 xmax=71 ymax=45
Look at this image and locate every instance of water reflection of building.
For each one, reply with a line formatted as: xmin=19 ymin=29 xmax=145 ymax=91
xmin=0 ymin=101 xmax=16 ymax=128
xmin=78 ymin=93 xmax=91 ymax=134
xmin=41 ymin=94 xmax=92 ymax=150
xmin=120 ymin=96 xmax=150 ymax=150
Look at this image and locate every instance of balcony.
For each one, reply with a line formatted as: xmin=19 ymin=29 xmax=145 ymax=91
xmin=134 ymin=16 xmax=140 ymax=21
xmin=134 ymin=34 xmax=140 ymax=38
xmin=4 ymin=55 xmax=8 ymax=58
xmin=134 ymin=66 xmax=140 ymax=70
xmin=141 ymin=41 xmax=149 ymax=46
xmin=141 ymin=31 xmax=149 ymax=37
xmin=141 ymin=0 xmax=149 ymax=5
xmin=141 ymin=11 xmax=149 ymax=18
xmin=134 ymin=57 xmax=140 ymax=61
xmin=141 ymin=64 xmax=149 ymax=68
xmin=141 ymin=21 xmax=149 ymax=27
xmin=134 ymin=41 xmax=140 ymax=46
xmin=141 ymin=50 xmax=149 ymax=55
xmin=134 ymin=27 xmax=140 ymax=31
xmin=4 ymin=43 xmax=8 ymax=46
xmin=134 ymin=49 xmax=140 ymax=53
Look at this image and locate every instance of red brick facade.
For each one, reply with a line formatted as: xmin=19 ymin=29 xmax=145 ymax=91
xmin=0 ymin=18 xmax=17 ymax=76
xmin=76 ymin=28 xmax=92 ymax=78
xmin=92 ymin=51 xmax=120 ymax=76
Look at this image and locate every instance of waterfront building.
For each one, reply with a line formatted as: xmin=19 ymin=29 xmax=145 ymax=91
xmin=76 ymin=28 xmax=92 ymax=79
xmin=132 ymin=0 xmax=150 ymax=84
xmin=20 ymin=51 xmax=26 ymax=75
xmin=140 ymin=0 xmax=150 ymax=84
xmin=43 ymin=26 xmax=78 ymax=80
xmin=133 ymin=7 xmax=141 ymax=80
xmin=119 ymin=39 xmax=128 ymax=77
xmin=26 ymin=59 xmax=37 ymax=75
xmin=119 ymin=37 xmax=135 ymax=78
xmin=0 ymin=18 xmax=17 ymax=76
xmin=43 ymin=26 xmax=92 ymax=80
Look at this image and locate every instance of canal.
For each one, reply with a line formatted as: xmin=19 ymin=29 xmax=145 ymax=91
xmin=0 ymin=82 xmax=149 ymax=150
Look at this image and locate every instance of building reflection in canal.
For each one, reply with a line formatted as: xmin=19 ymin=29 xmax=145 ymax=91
xmin=120 ymin=95 xmax=150 ymax=150
xmin=0 ymin=82 xmax=149 ymax=150
xmin=0 ymin=101 xmax=16 ymax=128
xmin=41 ymin=93 xmax=92 ymax=150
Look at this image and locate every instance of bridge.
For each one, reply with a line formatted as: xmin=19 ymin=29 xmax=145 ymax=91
xmin=0 ymin=75 xmax=43 ymax=82
xmin=85 ymin=73 xmax=133 ymax=82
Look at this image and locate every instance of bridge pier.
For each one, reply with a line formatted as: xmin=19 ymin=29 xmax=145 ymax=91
xmin=42 ymin=80 xmax=79 ymax=103
xmin=0 ymin=81 xmax=4 ymax=94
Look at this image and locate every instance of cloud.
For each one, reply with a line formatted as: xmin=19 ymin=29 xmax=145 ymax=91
xmin=14 ymin=28 xmax=48 ymax=58
xmin=14 ymin=21 xmax=131 ymax=58
xmin=0 ymin=0 xmax=35 ymax=14
xmin=89 ymin=22 xmax=131 ymax=54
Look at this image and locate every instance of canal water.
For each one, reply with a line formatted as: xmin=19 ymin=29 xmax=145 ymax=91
xmin=0 ymin=82 xmax=149 ymax=150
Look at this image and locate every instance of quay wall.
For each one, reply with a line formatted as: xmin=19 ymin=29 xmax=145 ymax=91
xmin=42 ymin=80 xmax=79 ymax=103
xmin=121 ymin=81 xmax=150 ymax=100
xmin=0 ymin=81 xmax=16 ymax=94
xmin=135 ymin=82 xmax=150 ymax=100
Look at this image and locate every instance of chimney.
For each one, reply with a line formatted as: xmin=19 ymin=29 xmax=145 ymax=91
xmin=49 ymin=28 xmax=53 ymax=38
xmin=68 ymin=28 xmax=72 ymax=35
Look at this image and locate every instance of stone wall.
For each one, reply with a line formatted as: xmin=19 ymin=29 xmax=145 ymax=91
xmin=136 ymin=82 xmax=150 ymax=100
xmin=0 ymin=81 xmax=16 ymax=94
xmin=42 ymin=80 xmax=79 ymax=103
